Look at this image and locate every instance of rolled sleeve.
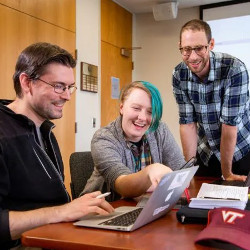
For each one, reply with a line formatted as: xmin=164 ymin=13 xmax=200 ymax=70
xmin=221 ymin=64 xmax=249 ymax=126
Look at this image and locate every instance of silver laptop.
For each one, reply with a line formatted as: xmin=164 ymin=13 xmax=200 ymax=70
xmin=74 ymin=165 xmax=198 ymax=232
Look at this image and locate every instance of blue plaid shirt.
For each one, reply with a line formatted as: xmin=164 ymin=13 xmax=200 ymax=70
xmin=172 ymin=51 xmax=250 ymax=165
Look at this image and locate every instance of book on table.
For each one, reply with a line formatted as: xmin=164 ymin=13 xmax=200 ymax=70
xmin=189 ymin=183 xmax=249 ymax=210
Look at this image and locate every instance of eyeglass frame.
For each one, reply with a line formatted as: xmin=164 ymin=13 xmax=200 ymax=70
xmin=35 ymin=78 xmax=77 ymax=94
xmin=179 ymin=44 xmax=210 ymax=57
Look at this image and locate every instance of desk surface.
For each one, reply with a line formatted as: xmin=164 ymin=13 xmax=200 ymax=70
xmin=21 ymin=177 xmax=217 ymax=250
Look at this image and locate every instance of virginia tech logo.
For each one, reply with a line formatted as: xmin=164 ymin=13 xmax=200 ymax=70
xmin=222 ymin=210 xmax=245 ymax=224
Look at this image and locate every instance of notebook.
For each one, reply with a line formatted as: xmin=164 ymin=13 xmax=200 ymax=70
xmin=211 ymin=171 xmax=250 ymax=187
xmin=74 ymin=165 xmax=198 ymax=232
xmin=189 ymin=183 xmax=248 ymax=210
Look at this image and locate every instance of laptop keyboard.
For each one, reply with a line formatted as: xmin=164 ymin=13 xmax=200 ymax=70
xmin=99 ymin=207 xmax=143 ymax=227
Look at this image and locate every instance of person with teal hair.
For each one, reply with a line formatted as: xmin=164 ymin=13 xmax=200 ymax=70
xmin=139 ymin=81 xmax=163 ymax=132
xmin=82 ymin=81 xmax=185 ymax=201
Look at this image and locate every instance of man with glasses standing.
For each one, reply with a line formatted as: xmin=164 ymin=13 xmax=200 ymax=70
xmin=0 ymin=42 xmax=114 ymax=249
xmin=172 ymin=19 xmax=250 ymax=181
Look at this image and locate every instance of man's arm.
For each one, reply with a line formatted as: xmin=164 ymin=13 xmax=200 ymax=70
xmin=180 ymin=123 xmax=197 ymax=161
xmin=219 ymin=58 xmax=249 ymax=180
xmin=220 ymin=124 xmax=246 ymax=181
xmin=9 ymin=191 xmax=114 ymax=240
xmin=115 ymin=163 xmax=172 ymax=198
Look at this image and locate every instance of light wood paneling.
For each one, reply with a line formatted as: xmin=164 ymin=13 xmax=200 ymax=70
xmin=0 ymin=1 xmax=75 ymax=195
xmin=0 ymin=5 xmax=75 ymax=99
xmin=0 ymin=0 xmax=75 ymax=31
xmin=101 ymin=0 xmax=132 ymax=48
xmin=101 ymin=42 xmax=132 ymax=126
xmin=101 ymin=0 xmax=132 ymax=126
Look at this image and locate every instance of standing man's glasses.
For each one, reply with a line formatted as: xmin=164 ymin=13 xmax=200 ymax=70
xmin=179 ymin=45 xmax=209 ymax=56
xmin=36 ymin=78 xmax=77 ymax=94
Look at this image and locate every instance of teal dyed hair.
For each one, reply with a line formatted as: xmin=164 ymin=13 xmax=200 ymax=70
xmin=120 ymin=81 xmax=163 ymax=132
xmin=140 ymin=81 xmax=163 ymax=132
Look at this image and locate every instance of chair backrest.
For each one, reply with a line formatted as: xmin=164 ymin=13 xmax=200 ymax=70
xmin=69 ymin=151 xmax=94 ymax=199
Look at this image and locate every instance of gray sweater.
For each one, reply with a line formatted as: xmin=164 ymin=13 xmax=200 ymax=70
xmin=82 ymin=117 xmax=185 ymax=201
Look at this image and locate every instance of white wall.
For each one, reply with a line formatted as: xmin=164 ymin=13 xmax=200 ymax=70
xmin=75 ymin=0 xmax=101 ymax=151
xmin=132 ymin=7 xmax=199 ymax=145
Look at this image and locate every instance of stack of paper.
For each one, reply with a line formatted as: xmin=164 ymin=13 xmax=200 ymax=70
xmin=189 ymin=183 xmax=249 ymax=210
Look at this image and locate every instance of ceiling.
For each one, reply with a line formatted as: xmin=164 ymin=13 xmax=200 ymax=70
xmin=114 ymin=0 xmax=233 ymax=14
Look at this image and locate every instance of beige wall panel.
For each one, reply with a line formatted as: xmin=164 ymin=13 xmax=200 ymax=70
xmin=0 ymin=0 xmax=75 ymax=31
xmin=0 ymin=3 xmax=75 ymax=195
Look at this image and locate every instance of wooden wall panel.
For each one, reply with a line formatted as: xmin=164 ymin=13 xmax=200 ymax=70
xmin=101 ymin=0 xmax=132 ymax=47
xmin=101 ymin=42 xmax=132 ymax=126
xmin=0 ymin=1 xmax=75 ymax=196
xmin=0 ymin=0 xmax=75 ymax=31
xmin=0 ymin=5 xmax=75 ymax=99
xmin=101 ymin=0 xmax=132 ymax=126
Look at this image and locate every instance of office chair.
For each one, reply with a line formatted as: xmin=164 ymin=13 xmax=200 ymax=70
xmin=69 ymin=151 xmax=94 ymax=199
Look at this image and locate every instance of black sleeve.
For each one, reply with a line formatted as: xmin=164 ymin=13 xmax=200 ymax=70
xmin=0 ymin=142 xmax=12 ymax=244
xmin=0 ymin=209 xmax=11 ymax=244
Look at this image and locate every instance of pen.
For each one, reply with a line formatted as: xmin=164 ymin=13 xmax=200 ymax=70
xmin=203 ymin=196 xmax=241 ymax=200
xmin=184 ymin=188 xmax=191 ymax=203
xmin=96 ymin=192 xmax=111 ymax=199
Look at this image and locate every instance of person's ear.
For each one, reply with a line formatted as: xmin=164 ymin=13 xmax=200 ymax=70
xmin=19 ymin=73 xmax=32 ymax=94
xmin=120 ymin=103 xmax=124 ymax=115
xmin=209 ymin=38 xmax=215 ymax=50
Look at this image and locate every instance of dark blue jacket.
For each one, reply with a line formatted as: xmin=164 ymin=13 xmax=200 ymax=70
xmin=0 ymin=100 xmax=70 ymax=249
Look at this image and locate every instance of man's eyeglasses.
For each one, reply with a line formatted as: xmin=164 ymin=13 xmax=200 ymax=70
xmin=36 ymin=78 xmax=77 ymax=94
xmin=179 ymin=45 xmax=209 ymax=56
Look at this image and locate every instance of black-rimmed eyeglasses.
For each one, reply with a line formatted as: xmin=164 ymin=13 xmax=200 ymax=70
xmin=179 ymin=45 xmax=209 ymax=57
xmin=36 ymin=78 xmax=77 ymax=94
